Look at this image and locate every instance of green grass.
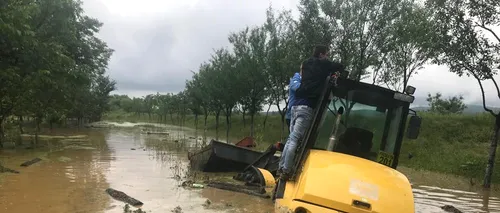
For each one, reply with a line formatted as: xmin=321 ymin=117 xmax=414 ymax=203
xmin=103 ymin=110 xmax=500 ymax=183
xmin=398 ymin=113 xmax=500 ymax=183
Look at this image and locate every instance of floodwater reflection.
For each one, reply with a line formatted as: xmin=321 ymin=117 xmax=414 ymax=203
xmin=0 ymin=130 xmax=111 ymax=213
xmin=0 ymin=123 xmax=499 ymax=213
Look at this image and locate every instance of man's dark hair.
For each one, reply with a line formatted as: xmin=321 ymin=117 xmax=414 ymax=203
xmin=312 ymin=45 xmax=328 ymax=57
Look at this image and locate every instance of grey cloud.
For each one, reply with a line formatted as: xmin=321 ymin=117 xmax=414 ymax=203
xmin=82 ymin=0 xmax=277 ymax=95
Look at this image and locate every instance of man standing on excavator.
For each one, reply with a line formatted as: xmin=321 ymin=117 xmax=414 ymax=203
xmin=278 ymin=45 xmax=344 ymax=180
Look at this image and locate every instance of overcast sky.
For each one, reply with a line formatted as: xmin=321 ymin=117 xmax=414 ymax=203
xmin=82 ymin=0 xmax=500 ymax=107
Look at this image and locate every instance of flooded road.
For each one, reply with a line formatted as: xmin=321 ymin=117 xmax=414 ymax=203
xmin=0 ymin=122 xmax=499 ymax=213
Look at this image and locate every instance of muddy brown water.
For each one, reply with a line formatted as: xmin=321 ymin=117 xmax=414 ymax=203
xmin=0 ymin=122 xmax=498 ymax=213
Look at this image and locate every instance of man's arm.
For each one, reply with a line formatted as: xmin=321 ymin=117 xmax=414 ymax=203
xmin=290 ymin=77 xmax=301 ymax=91
xmin=318 ymin=59 xmax=344 ymax=75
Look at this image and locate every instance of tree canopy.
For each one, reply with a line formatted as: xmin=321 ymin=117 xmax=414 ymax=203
xmin=0 ymin=0 xmax=115 ymax=144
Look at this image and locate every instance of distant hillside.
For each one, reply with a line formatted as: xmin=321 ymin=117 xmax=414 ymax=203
xmin=411 ymin=104 xmax=500 ymax=114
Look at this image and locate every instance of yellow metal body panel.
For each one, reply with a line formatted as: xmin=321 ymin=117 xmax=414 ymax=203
xmin=275 ymin=150 xmax=414 ymax=213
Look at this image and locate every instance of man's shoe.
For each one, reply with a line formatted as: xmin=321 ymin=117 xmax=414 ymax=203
xmin=276 ymin=169 xmax=283 ymax=179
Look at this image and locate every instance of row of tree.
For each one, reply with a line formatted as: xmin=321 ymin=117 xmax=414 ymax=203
xmin=109 ymin=93 xmax=191 ymax=127
xmin=109 ymin=90 xmax=469 ymax=135
xmin=0 ymin=0 xmax=115 ymax=145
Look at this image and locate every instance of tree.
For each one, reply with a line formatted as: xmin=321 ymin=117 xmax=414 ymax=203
xmin=375 ymin=1 xmax=438 ymax=92
xmin=296 ymin=0 xmax=332 ymax=59
xmin=263 ymin=6 xmax=301 ymax=136
xmin=229 ymin=27 xmax=268 ymax=137
xmin=198 ymin=60 xmax=224 ymax=140
xmin=185 ymin=76 xmax=204 ymax=135
xmin=210 ymin=48 xmax=241 ymax=143
xmin=426 ymin=93 xmax=467 ymax=114
xmin=426 ymin=0 xmax=500 ymax=188
xmin=319 ymin=0 xmax=405 ymax=81
xmin=143 ymin=94 xmax=155 ymax=120
xmin=0 ymin=0 xmax=115 ymax=147
xmin=188 ymin=64 xmax=213 ymax=138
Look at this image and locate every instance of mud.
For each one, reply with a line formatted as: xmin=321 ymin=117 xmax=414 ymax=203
xmin=0 ymin=121 xmax=498 ymax=213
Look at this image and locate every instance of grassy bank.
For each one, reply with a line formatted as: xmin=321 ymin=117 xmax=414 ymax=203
xmin=103 ymin=110 xmax=500 ymax=183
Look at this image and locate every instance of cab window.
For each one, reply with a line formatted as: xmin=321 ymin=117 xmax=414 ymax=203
xmin=314 ymin=96 xmax=404 ymax=167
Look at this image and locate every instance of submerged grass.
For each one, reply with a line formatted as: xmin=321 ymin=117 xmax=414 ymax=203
xmin=105 ymin=111 xmax=500 ymax=183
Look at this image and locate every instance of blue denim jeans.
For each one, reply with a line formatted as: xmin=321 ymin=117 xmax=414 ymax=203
xmin=279 ymin=105 xmax=314 ymax=173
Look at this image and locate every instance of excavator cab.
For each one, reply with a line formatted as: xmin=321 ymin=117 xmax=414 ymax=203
xmin=311 ymin=88 xmax=417 ymax=169
xmin=270 ymin=75 xmax=422 ymax=213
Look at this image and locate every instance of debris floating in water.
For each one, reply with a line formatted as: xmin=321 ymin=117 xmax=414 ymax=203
xmin=0 ymin=165 xmax=20 ymax=174
xmin=20 ymin=157 xmax=42 ymax=167
xmin=192 ymin=183 xmax=204 ymax=188
xmin=123 ymin=204 xmax=146 ymax=213
xmin=171 ymin=206 xmax=182 ymax=213
xmin=105 ymin=188 xmax=144 ymax=207
xmin=202 ymin=199 xmax=211 ymax=207
xmin=180 ymin=180 xmax=194 ymax=187
xmin=141 ymin=129 xmax=170 ymax=135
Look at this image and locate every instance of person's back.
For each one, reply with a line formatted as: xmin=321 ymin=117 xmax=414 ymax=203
xmin=295 ymin=45 xmax=344 ymax=108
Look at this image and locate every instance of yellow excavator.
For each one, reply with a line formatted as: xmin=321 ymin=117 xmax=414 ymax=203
xmin=235 ymin=72 xmax=422 ymax=213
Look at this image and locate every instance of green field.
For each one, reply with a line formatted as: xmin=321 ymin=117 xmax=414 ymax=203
xmin=103 ymin=109 xmax=500 ymax=183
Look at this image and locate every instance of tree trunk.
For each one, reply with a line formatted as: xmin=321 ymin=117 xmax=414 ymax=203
xmin=204 ymin=113 xmax=208 ymax=142
xmin=18 ymin=115 xmax=24 ymax=134
xmin=195 ymin=114 xmax=199 ymax=131
xmin=0 ymin=117 xmax=4 ymax=148
xmin=178 ymin=113 xmax=182 ymax=128
xmin=215 ymin=110 xmax=221 ymax=140
xmin=242 ymin=110 xmax=246 ymax=127
xmin=483 ymin=114 xmax=500 ymax=188
xmin=35 ymin=117 xmax=41 ymax=147
xmin=250 ymin=113 xmax=255 ymax=138
xmin=194 ymin=114 xmax=199 ymax=142
xmin=225 ymin=108 xmax=231 ymax=144
xmin=263 ymin=103 xmax=272 ymax=128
